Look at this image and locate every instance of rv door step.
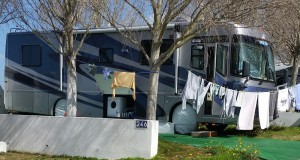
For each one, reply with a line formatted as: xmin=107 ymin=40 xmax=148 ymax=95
xmin=191 ymin=131 xmax=217 ymax=138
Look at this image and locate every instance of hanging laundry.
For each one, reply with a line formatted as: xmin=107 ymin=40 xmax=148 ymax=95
xmin=210 ymin=83 xmax=220 ymax=97
xmin=111 ymin=71 xmax=136 ymax=100
xmin=196 ymin=80 xmax=211 ymax=113
xmin=103 ymin=67 xmax=113 ymax=80
xmin=295 ymin=84 xmax=300 ymax=111
xmin=219 ymin=86 xmax=226 ymax=99
xmin=237 ymin=92 xmax=257 ymax=130
xmin=235 ymin=91 xmax=245 ymax=107
xmin=277 ymin=88 xmax=289 ymax=112
xmin=182 ymin=71 xmax=201 ymax=110
xmin=230 ymin=90 xmax=238 ymax=118
xmin=224 ymin=89 xmax=237 ymax=118
xmin=269 ymin=91 xmax=279 ymax=120
xmin=258 ymin=92 xmax=270 ymax=129
xmin=288 ymin=86 xmax=296 ymax=110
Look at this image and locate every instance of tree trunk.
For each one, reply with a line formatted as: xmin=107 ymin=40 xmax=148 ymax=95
xmin=66 ymin=56 xmax=77 ymax=117
xmin=291 ymin=55 xmax=300 ymax=86
xmin=146 ymin=67 xmax=160 ymax=120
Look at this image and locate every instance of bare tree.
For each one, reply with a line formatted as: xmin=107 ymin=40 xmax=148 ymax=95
xmin=263 ymin=0 xmax=300 ymax=85
xmin=95 ymin=0 xmax=264 ymax=120
xmin=0 ymin=0 xmax=14 ymax=24
xmin=12 ymin=0 xmax=106 ymax=117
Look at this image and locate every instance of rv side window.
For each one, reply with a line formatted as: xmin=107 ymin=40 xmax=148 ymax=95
xmin=140 ymin=39 xmax=174 ymax=65
xmin=216 ymin=45 xmax=228 ymax=76
xmin=99 ymin=48 xmax=113 ymax=63
xmin=21 ymin=45 xmax=41 ymax=66
xmin=190 ymin=45 xmax=204 ymax=70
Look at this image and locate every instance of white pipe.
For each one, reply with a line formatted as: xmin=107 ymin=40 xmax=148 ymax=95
xmin=59 ymin=37 xmax=63 ymax=91
xmin=74 ymin=24 xmax=175 ymax=34
xmin=175 ymin=32 xmax=181 ymax=94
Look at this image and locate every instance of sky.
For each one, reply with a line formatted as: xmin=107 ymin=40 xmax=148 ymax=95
xmin=0 ymin=22 xmax=13 ymax=87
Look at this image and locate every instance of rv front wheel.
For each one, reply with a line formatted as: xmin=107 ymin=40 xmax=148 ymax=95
xmin=171 ymin=104 xmax=197 ymax=134
xmin=54 ymin=99 xmax=67 ymax=117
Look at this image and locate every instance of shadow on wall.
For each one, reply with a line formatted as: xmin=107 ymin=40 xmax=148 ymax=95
xmin=271 ymin=112 xmax=300 ymax=127
xmin=0 ymin=85 xmax=6 ymax=114
xmin=292 ymin=115 xmax=300 ymax=127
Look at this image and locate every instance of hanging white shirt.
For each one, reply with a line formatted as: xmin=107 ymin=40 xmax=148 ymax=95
xmin=295 ymin=84 xmax=300 ymax=110
xmin=219 ymin=86 xmax=226 ymax=99
xmin=196 ymin=79 xmax=211 ymax=113
xmin=258 ymin=92 xmax=270 ymax=129
xmin=235 ymin=91 xmax=245 ymax=107
xmin=182 ymin=71 xmax=201 ymax=110
xmin=237 ymin=92 xmax=258 ymax=130
xmin=277 ymin=88 xmax=289 ymax=112
xmin=224 ymin=89 xmax=238 ymax=118
xmin=288 ymin=86 xmax=296 ymax=108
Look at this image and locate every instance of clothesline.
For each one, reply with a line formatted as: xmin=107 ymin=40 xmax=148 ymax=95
xmin=181 ymin=70 xmax=300 ymax=131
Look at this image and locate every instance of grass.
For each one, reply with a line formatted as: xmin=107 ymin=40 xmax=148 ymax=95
xmin=222 ymin=125 xmax=300 ymax=141
xmin=0 ymin=139 xmax=259 ymax=160
xmin=0 ymin=151 xmax=98 ymax=160
xmin=1 ymin=126 xmax=299 ymax=160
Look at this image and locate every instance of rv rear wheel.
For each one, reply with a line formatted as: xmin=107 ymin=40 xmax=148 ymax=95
xmin=54 ymin=99 xmax=67 ymax=116
xmin=171 ymin=104 xmax=197 ymax=134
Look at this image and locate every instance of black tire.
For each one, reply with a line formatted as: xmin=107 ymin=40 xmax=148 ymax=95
xmin=205 ymin=124 xmax=228 ymax=132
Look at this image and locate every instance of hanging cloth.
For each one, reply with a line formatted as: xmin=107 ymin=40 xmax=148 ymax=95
xmin=269 ymin=91 xmax=279 ymax=120
xmin=224 ymin=89 xmax=238 ymax=118
xmin=235 ymin=91 xmax=245 ymax=107
xmin=103 ymin=68 xmax=113 ymax=80
xmin=258 ymin=92 xmax=270 ymax=129
xmin=196 ymin=80 xmax=211 ymax=113
xmin=182 ymin=71 xmax=201 ymax=110
xmin=111 ymin=71 xmax=136 ymax=100
xmin=295 ymin=84 xmax=300 ymax=111
xmin=288 ymin=86 xmax=296 ymax=110
xmin=277 ymin=88 xmax=289 ymax=112
xmin=219 ymin=86 xmax=226 ymax=99
xmin=237 ymin=92 xmax=258 ymax=130
xmin=210 ymin=83 xmax=220 ymax=97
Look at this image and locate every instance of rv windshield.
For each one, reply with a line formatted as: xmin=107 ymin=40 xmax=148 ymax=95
xmin=231 ymin=35 xmax=275 ymax=81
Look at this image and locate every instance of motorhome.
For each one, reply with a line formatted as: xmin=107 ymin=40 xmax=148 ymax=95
xmin=4 ymin=23 xmax=276 ymax=134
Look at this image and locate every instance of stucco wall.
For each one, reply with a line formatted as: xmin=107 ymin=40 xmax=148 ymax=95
xmin=0 ymin=115 xmax=158 ymax=159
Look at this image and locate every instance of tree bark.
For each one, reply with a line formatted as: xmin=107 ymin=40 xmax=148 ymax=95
xmin=291 ymin=55 xmax=300 ymax=86
xmin=67 ymin=56 xmax=77 ymax=117
xmin=146 ymin=67 xmax=160 ymax=120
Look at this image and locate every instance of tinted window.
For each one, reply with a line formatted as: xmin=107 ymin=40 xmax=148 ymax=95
xmin=21 ymin=45 xmax=41 ymax=66
xmin=99 ymin=48 xmax=113 ymax=63
xmin=216 ymin=45 xmax=228 ymax=76
xmin=191 ymin=45 xmax=204 ymax=70
xmin=141 ymin=39 xmax=174 ymax=65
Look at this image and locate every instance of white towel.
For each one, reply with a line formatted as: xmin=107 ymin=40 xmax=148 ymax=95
xmin=258 ymin=92 xmax=270 ymax=129
xmin=235 ymin=91 xmax=245 ymax=107
xmin=288 ymin=86 xmax=296 ymax=108
xmin=224 ymin=89 xmax=233 ymax=116
xmin=196 ymin=80 xmax=211 ymax=113
xmin=295 ymin=84 xmax=300 ymax=110
xmin=237 ymin=92 xmax=258 ymax=130
xmin=277 ymin=88 xmax=289 ymax=112
xmin=224 ymin=89 xmax=238 ymax=118
xmin=182 ymin=71 xmax=201 ymax=110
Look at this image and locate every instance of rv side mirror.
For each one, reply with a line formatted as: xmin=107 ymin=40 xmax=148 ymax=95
xmin=242 ymin=61 xmax=250 ymax=77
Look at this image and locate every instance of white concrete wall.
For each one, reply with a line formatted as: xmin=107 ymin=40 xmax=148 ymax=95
xmin=271 ymin=112 xmax=300 ymax=127
xmin=0 ymin=115 xmax=158 ymax=159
